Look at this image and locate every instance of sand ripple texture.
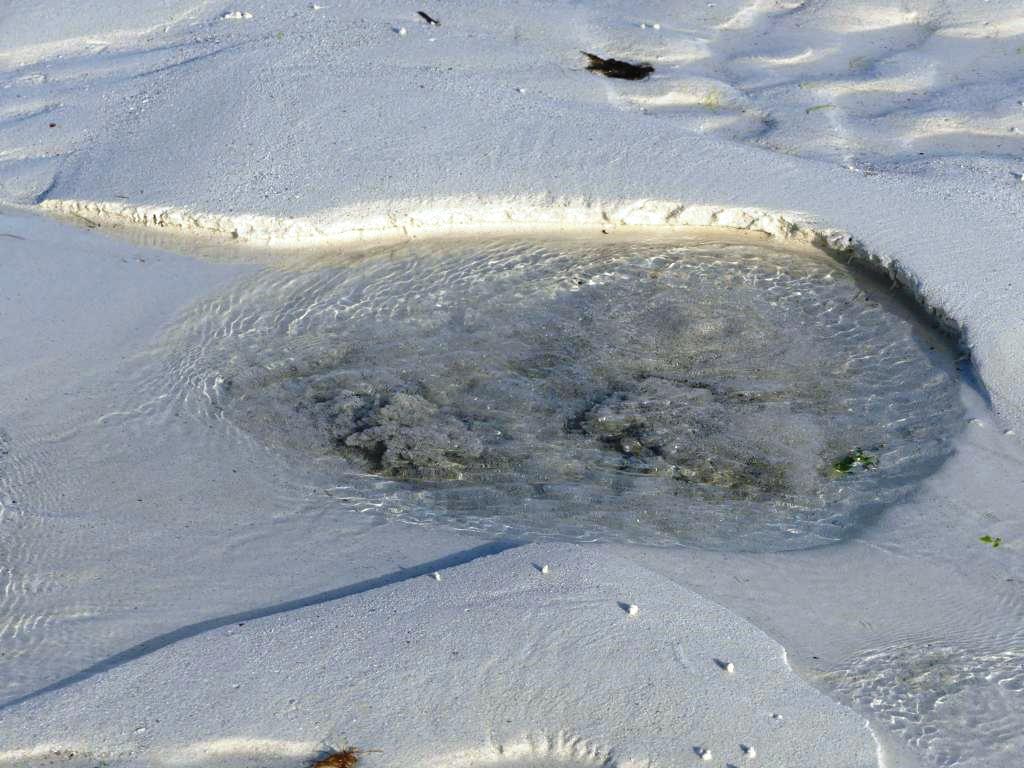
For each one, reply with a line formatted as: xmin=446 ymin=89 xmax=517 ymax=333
xmin=6 ymin=1 xmax=1024 ymax=209
xmin=159 ymin=237 xmax=963 ymax=551
xmin=592 ymin=0 xmax=1024 ymax=181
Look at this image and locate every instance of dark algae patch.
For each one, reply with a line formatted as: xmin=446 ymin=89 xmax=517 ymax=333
xmin=574 ymin=377 xmax=794 ymax=501
xmin=979 ymin=535 xmax=1003 ymax=548
xmin=831 ymin=449 xmax=879 ymax=475
xmin=582 ymin=52 xmax=654 ymax=80
xmin=331 ymin=391 xmax=483 ymax=480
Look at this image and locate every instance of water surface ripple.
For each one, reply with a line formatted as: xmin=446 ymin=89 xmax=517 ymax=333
xmin=161 ymin=237 xmax=964 ymax=550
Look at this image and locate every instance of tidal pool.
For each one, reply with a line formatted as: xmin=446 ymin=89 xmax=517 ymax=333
xmin=166 ymin=236 xmax=964 ymax=550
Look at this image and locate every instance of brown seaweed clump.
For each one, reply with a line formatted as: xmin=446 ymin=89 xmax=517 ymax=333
xmin=582 ymin=51 xmax=654 ymax=80
xmin=312 ymin=748 xmax=380 ymax=768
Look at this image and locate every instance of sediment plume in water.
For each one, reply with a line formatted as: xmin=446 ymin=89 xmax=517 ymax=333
xmin=164 ymin=237 xmax=963 ymax=550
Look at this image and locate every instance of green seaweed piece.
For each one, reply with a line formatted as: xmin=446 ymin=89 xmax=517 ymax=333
xmin=980 ymin=535 xmax=1003 ymax=548
xmin=831 ymin=448 xmax=878 ymax=475
xmin=699 ymin=90 xmax=723 ymax=110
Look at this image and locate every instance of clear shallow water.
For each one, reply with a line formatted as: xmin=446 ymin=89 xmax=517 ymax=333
xmin=827 ymin=640 xmax=1024 ymax=766
xmin=162 ymin=236 xmax=964 ymax=551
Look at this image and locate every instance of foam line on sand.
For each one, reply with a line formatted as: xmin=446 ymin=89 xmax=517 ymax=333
xmin=36 ymin=195 xmax=966 ymax=342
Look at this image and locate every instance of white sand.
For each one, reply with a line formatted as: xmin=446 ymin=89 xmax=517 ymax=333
xmin=2 ymin=2 xmax=1023 ymax=766
xmin=0 ymin=543 xmax=880 ymax=768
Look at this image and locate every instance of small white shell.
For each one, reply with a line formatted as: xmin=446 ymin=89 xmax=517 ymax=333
xmin=431 ymin=571 xmax=442 ymax=581
xmin=396 ymin=26 xmax=408 ymax=35
xmin=540 ymin=564 xmax=550 ymax=574
xmin=697 ymin=747 xmax=712 ymax=761
xmin=743 ymin=745 xmax=757 ymax=760
xmin=627 ymin=603 xmax=639 ymax=616
xmin=724 ymin=661 xmax=735 ymax=673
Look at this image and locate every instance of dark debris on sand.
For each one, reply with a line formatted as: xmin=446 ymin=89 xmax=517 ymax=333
xmin=581 ymin=51 xmax=654 ymax=80
xmin=312 ymin=748 xmax=381 ymax=768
